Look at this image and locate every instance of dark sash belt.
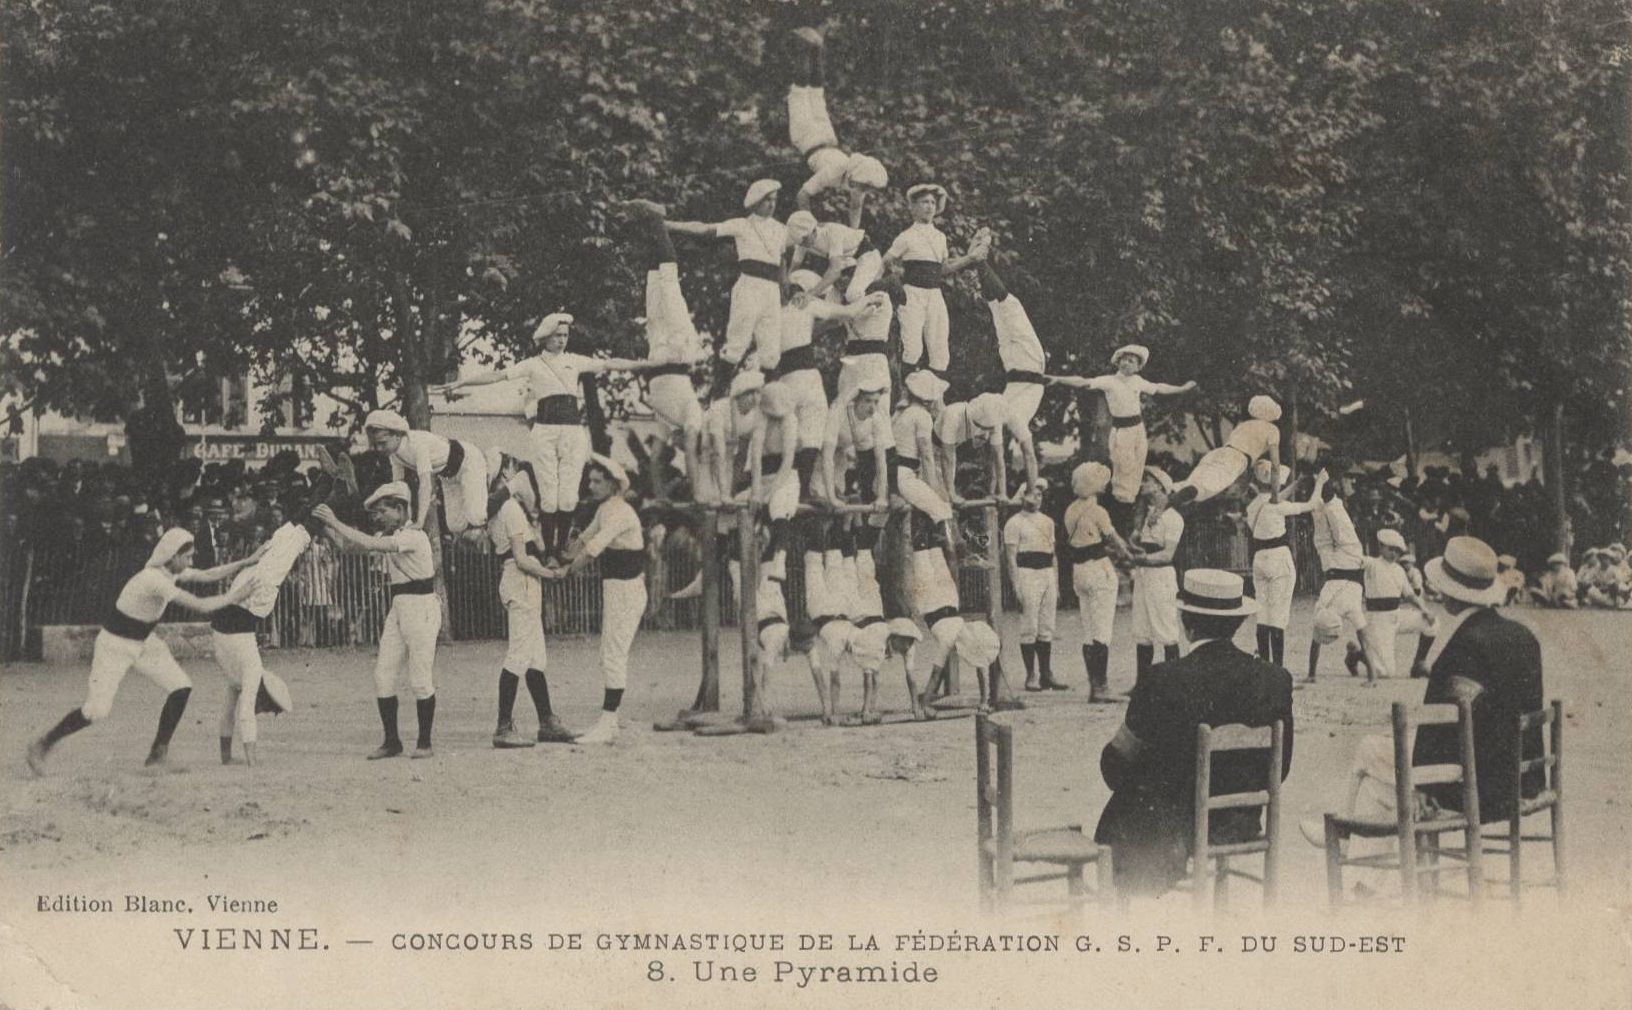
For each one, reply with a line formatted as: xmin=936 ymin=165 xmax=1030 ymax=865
xmin=1325 ymin=568 xmax=1364 ymax=584
xmin=389 ymin=579 xmax=436 ymax=599
xmin=769 ymin=344 xmax=816 ymax=377
xmin=902 ymin=261 xmax=943 ymax=289
xmin=209 ymin=605 xmax=258 ymax=635
xmin=1251 ymin=535 xmax=1289 ymax=552
xmin=535 ymin=394 xmax=581 ymax=425
xmin=737 ymin=260 xmax=781 ymax=283
xmin=1017 ymin=551 xmax=1055 ymax=569
xmin=1366 ymin=598 xmax=1402 ymax=612
xmin=922 ymin=606 xmax=959 ymax=627
xmin=800 ymin=140 xmax=838 ymax=158
xmin=648 ymin=362 xmax=691 ymax=377
xmin=1111 ymin=414 xmax=1143 ymax=430
xmin=1135 ymin=540 xmax=1165 ymax=554
xmin=761 ymin=453 xmax=784 ymax=473
xmin=442 ymin=437 xmax=465 ymax=478
xmin=599 ymin=548 xmax=647 ymax=580
xmin=1069 ymin=542 xmax=1109 ymax=563
xmin=103 ymin=609 xmax=158 ymax=642
xmin=1005 ymin=369 xmax=1046 ymax=385
xmin=896 ymin=455 xmax=920 ymax=472
xmin=845 ymin=339 xmax=889 ymax=357
xmin=758 ymin=615 xmax=786 ymax=633
xmin=496 ymin=543 xmax=547 ymax=564
xmin=855 ymin=615 xmax=885 ymax=628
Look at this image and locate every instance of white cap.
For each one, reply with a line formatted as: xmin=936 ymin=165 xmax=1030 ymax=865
xmin=1177 ymin=569 xmax=1258 ymax=616
xmin=845 ymin=153 xmax=888 ymax=189
xmin=904 ymin=370 xmax=949 ymax=402
xmin=533 ymin=312 xmax=573 ymax=342
xmin=146 ymin=528 xmax=195 ymax=568
xmin=743 ymin=179 xmax=781 ymax=210
xmin=730 ymin=370 xmax=766 ymax=399
xmin=364 ymin=481 xmax=412 ymax=509
xmin=788 ymin=268 xmax=822 ymax=293
xmin=1111 ymin=344 xmax=1150 ymax=368
xmin=1072 ymin=461 xmax=1111 ymax=498
xmin=587 ymin=453 xmax=630 ymax=491
xmin=1376 ymin=528 xmax=1408 ymax=552
xmin=967 ymin=392 xmax=1008 ymax=431
xmin=1143 ymin=466 xmax=1173 ymax=494
xmin=1252 ymin=459 xmax=1294 ymax=490
xmin=785 ymin=210 xmax=818 ymax=242
xmin=1248 ymin=395 xmax=1282 ymax=422
xmin=854 ymin=373 xmax=889 ymax=395
xmin=906 ymin=182 xmax=948 ymax=213
xmin=364 ymin=409 xmax=409 ymax=434
xmin=1547 ymin=552 xmax=1569 ymax=566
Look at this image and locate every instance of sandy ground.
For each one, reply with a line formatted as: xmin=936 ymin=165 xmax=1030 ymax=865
xmin=2 ymin=601 xmax=1629 ymax=1010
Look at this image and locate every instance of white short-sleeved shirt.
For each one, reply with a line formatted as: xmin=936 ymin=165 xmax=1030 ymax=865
xmin=826 ymin=403 xmax=894 ymax=458
xmin=582 ymin=496 xmax=643 ymax=556
xmin=893 ymin=404 xmax=936 ymax=463
xmin=716 ymin=216 xmax=788 ymax=266
xmin=503 ymin=353 xmax=594 ymax=404
xmin=1134 ymin=507 xmax=1184 ymax=561
xmin=845 ymin=295 xmax=892 ymax=349
xmin=811 ymin=222 xmax=867 ymax=261
xmin=1064 ymin=499 xmax=1115 ymax=548
xmin=115 ymin=567 xmax=181 ymax=622
xmin=1224 ymin=418 xmax=1280 ymax=459
xmin=242 ymin=523 xmax=313 ymax=617
xmin=886 ymin=222 xmax=948 ymax=264
xmin=1247 ymin=493 xmax=1296 ymax=540
xmin=1363 ymin=557 xmax=1413 ymax=602
xmin=1003 ymin=511 xmax=1056 ymax=554
xmin=488 ymin=498 xmax=536 ymax=561
xmin=381 ymin=528 xmax=435 ymax=584
xmin=390 ymin=429 xmax=452 ymax=478
xmin=1314 ymin=496 xmax=1365 ymax=570
xmin=1084 ymin=373 xmax=1159 ymax=419
xmin=934 ymin=397 xmax=1018 ymax=448
xmin=992 ymin=296 xmax=1046 ymax=374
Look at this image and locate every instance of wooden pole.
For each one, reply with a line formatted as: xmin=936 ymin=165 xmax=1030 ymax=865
xmin=694 ymin=517 xmax=720 ymax=713
xmin=736 ymin=508 xmax=762 ymax=717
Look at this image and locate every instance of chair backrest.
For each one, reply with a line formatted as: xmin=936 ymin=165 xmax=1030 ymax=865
xmin=1192 ymin=722 xmax=1284 ymax=859
xmin=1392 ymin=699 xmax=1480 ymax=901
xmin=1513 ymin=699 xmax=1564 ymax=810
xmin=975 ymin=714 xmax=1014 ymax=860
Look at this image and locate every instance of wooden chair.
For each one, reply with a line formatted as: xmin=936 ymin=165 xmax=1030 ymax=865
xmin=1187 ymin=721 xmax=1285 ymax=910
xmin=1484 ymin=700 xmax=1566 ymax=902
xmin=1323 ymin=700 xmax=1484 ymax=907
xmin=975 ymin=714 xmax=1114 ymax=911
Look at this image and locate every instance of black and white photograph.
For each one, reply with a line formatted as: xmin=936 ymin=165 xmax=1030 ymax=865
xmin=1 ymin=1 xmax=1629 ymax=1008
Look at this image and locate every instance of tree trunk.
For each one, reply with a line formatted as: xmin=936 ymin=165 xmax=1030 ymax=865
xmin=394 ymin=269 xmax=452 ymax=641
xmin=1403 ymin=408 xmax=1418 ymax=480
xmin=1544 ymin=400 xmax=1569 ymax=554
xmin=1079 ymin=389 xmax=1111 ymax=463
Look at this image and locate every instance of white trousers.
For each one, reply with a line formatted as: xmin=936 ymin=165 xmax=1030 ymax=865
xmin=648 ymin=374 xmax=702 ymax=435
xmin=896 ymin=465 xmax=953 ymax=522
xmin=600 ymin=576 xmax=646 ymax=690
xmin=1176 ymin=446 xmax=1250 ymax=503
xmin=1252 ymin=547 xmax=1296 ymax=630
xmin=244 ymin=524 xmax=312 ymax=616
xmin=899 ymin=286 xmax=950 ymax=372
xmin=788 ymin=86 xmax=847 ymax=197
xmin=722 ymin=274 xmax=782 ymax=367
xmin=1360 ymin=608 xmax=1435 ymax=679
xmin=1131 ymin=566 xmax=1182 ymax=646
xmin=1314 ymin=578 xmax=1368 ymax=641
xmin=840 ymin=251 xmax=884 ymax=304
xmin=441 ymin=439 xmax=491 ymax=532
xmin=836 ymin=352 xmax=891 ymax=407
xmin=500 ymin=567 xmax=548 ymax=673
xmin=1073 ymin=558 xmax=1117 ymax=644
xmin=1108 ymin=422 xmax=1148 ymax=505
xmin=644 ymin=265 xmax=704 ymax=434
xmin=374 ymin=594 xmax=440 ymax=699
xmin=777 ymin=367 xmax=829 ymax=451
xmin=83 ymin=631 xmax=191 ymax=722
xmin=528 ymin=423 xmax=590 ymax=515
xmin=212 ymin=630 xmax=290 ymax=745
xmin=1013 ymin=565 xmax=1059 ymax=644
xmin=1002 ymin=382 xmax=1045 ymax=430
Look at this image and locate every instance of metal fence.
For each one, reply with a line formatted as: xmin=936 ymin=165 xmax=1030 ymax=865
xmin=0 ymin=513 xmax=1324 ymax=663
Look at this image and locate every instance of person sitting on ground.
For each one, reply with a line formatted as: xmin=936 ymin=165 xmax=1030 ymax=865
xmin=1534 ymin=552 xmax=1579 ymax=609
xmin=1496 ymin=553 xmax=1526 ymax=606
xmin=1094 ymin=568 xmax=1294 ymax=897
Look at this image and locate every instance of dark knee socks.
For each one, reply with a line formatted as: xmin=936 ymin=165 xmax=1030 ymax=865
xmin=603 ymin=688 xmax=624 ymax=714
xmin=39 ymin=708 xmax=91 ymax=752
xmin=1163 ymin=643 xmax=1181 ymax=664
xmin=1036 ymin=641 xmax=1052 ymax=678
xmin=976 ymin=262 xmax=1008 ymax=302
xmin=525 ymin=668 xmax=553 ymax=721
xmin=1020 ymin=642 xmax=1037 ymax=680
xmin=1413 ymin=635 xmax=1434 ymax=667
xmin=1136 ymin=642 xmax=1154 ymax=679
xmin=1307 ymin=642 xmax=1321 ymax=679
xmin=151 ymin=687 xmax=192 ymax=751
xmin=1256 ymin=625 xmax=1272 ymax=662
xmin=416 ymin=696 xmax=436 ymax=749
xmin=377 ymin=696 xmax=401 ymax=747
xmin=497 ymin=670 xmax=520 ymax=727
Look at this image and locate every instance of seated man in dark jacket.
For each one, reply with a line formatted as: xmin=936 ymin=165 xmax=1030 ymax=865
xmin=1302 ymin=535 xmax=1545 ymax=847
xmin=1095 ymin=569 xmax=1295 ymax=896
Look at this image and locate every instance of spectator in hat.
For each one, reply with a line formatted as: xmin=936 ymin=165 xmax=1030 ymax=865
xmin=1094 ymin=568 xmax=1294 ymax=896
xmin=1535 ymin=552 xmax=1579 ymax=608
xmin=1496 ymin=553 xmax=1526 ymax=606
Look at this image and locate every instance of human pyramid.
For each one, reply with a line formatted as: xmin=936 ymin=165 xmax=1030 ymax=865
xmin=26 ymin=26 xmax=1408 ymax=774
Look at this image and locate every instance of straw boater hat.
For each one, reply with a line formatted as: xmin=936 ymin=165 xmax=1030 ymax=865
xmin=743 ymin=179 xmax=781 ymax=210
xmin=587 ymin=453 xmax=630 ymax=491
xmin=533 ymin=312 xmax=573 ymax=342
xmin=729 ymin=370 xmax=766 ymax=398
xmin=1376 ymin=528 xmax=1408 ymax=553
xmin=1111 ymin=344 xmax=1150 ymax=369
xmin=904 ymin=370 xmax=949 ymax=402
xmin=845 ymin=153 xmax=888 ymax=189
xmin=146 ymin=528 xmax=195 ymax=569
xmin=1071 ymin=461 xmax=1111 ymax=498
xmin=785 ymin=210 xmax=818 ymax=243
xmin=364 ymin=481 xmax=412 ymax=509
xmin=1247 ymin=395 xmax=1282 ymax=422
xmin=1143 ymin=465 xmax=1174 ymax=494
xmin=906 ymin=182 xmax=948 ymax=214
xmin=1425 ymin=536 xmax=1506 ymax=607
xmin=363 ymin=409 xmax=409 ymax=434
xmin=1176 ymin=568 xmax=1258 ymax=617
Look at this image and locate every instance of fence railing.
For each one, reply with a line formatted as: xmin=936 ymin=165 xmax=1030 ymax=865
xmin=0 ymin=513 xmax=1324 ymax=662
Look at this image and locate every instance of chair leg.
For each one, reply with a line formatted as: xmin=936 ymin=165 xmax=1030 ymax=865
xmin=1508 ymin=814 xmax=1522 ymax=904
xmin=1097 ymin=847 xmax=1116 ymax=907
xmin=1191 ymin=855 xmax=1211 ymax=911
xmin=1422 ymin=831 xmax=1441 ymax=900
xmin=1323 ymin=817 xmax=1345 ymax=910
xmin=1214 ymin=857 xmax=1230 ymax=912
xmin=1068 ymin=863 xmax=1087 ymax=901
xmin=1551 ymin=799 xmax=1567 ymax=896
